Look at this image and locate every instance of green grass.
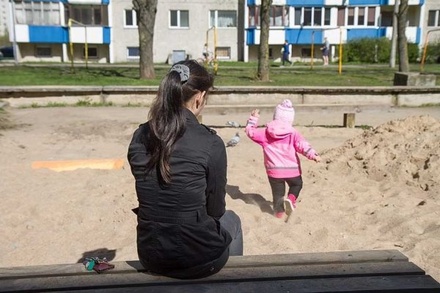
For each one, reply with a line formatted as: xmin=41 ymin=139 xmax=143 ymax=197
xmin=24 ymin=99 xmax=115 ymax=108
xmin=0 ymin=62 xmax=439 ymax=87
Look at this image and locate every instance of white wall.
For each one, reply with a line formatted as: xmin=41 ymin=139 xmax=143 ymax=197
xmin=111 ymin=0 xmax=239 ymax=63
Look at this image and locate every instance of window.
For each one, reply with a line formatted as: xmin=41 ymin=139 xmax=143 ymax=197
xmin=65 ymin=5 xmax=108 ymax=26
xmin=301 ymin=48 xmax=311 ymax=57
xmin=347 ymin=7 xmax=355 ymax=25
xmin=124 ymin=9 xmax=136 ymax=27
xmin=293 ymin=7 xmax=324 ymax=27
xmin=367 ymin=7 xmax=376 ymax=26
xmin=248 ymin=6 xmax=288 ymax=27
xmin=380 ymin=10 xmax=393 ymax=26
xmin=303 ymin=7 xmax=312 ymax=26
xmin=248 ymin=6 xmax=259 ymax=27
xmin=127 ymin=47 xmax=140 ymax=58
xmin=170 ymin=10 xmax=189 ymax=28
xmin=336 ymin=6 xmax=376 ymax=27
xmin=358 ymin=7 xmax=365 ymax=26
xmin=428 ymin=10 xmax=439 ymax=27
xmin=313 ymin=8 xmax=322 ymax=26
xmin=337 ymin=7 xmax=345 ymax=26
xmin=35 ymin=46 xmax=51 ymax=57
xmin=294 ymin=8 xmax=301 ymax=26
xmin=271 ymin=6 xmax=288 ymax=27
xmin=83 ymin=47 xmax=97 ymax=58
xmin=14 ymin=1 xmax=60 ymax=25
xmin=215 ymin=47 xmax=231 ymax=59
xmin=324 ymin=8 xmax=331 ymax=26
xmin=210 ymin=10 xmax=236 ymax=28
xmin=291 ymin=7 xmax=329 ymax=27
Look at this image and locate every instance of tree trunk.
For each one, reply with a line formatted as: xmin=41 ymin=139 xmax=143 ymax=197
xmin=397 ymin=0 xmax=409 ymax=72
xmin=389 ymin=0 xmax=399 ymax=68
xmin=133 ymin=0 xmax=157 ymax=79
xmin=257 ymin=0 xmax=271 ymax=82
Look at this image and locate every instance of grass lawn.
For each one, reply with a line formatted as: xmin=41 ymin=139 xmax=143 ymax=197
xmin=0 ymin=62 xmax=439 ymax=87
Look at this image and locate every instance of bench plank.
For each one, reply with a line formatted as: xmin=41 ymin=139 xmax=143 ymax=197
xmin=1 ymin=250 xmax=439 ymax=293
xmin=0 ymin=249 xmax=407 ymax=279
xmin=0 ymin=261 xmax=430 ymax=291
xmin=2 ymin=275 xmax=440 ymax=293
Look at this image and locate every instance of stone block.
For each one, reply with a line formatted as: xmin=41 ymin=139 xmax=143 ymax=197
xmin=393 ymin=72 xmax=436 ymax=86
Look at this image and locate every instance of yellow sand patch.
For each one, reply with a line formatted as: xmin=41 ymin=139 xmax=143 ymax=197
xmin=32 ymin=159 xmax=124 ymax=172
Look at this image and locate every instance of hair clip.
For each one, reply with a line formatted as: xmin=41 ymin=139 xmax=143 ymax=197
xmin=170 ymin=64 xmax=190 ymax=82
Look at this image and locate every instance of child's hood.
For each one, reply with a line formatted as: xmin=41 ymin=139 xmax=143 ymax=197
xmin=266 ymin=120 xmax=294 ymax=138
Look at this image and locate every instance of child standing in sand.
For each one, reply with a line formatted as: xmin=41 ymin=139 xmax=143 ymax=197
xmin=245 ymin=99 xmax=321 ymax=220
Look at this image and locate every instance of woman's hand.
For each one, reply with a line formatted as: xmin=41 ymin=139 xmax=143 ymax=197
xmin=251 ymin=109 xmax=260 ymax=118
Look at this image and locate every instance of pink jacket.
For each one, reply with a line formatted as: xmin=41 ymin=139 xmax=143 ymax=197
xmin=245 ymin=115 xmax=319 ymax=178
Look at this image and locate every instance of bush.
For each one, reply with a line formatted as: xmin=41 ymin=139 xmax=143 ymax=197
xmin=407 ymin=43 xmax=420 ymax=63
xmin=340 ymin=37 xmax=420 ymax=64
xmin=422 ymin=41 xmax=440 ymax=64
xmin=342 ymin=37 xmax=391 ymax=63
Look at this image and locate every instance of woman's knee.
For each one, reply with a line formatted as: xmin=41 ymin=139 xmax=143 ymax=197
xmin=220 ymin=210 xmax=242 ymax=236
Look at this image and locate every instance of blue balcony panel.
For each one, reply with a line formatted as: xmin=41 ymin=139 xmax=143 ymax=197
xmin=287 ymin=0 xmax=324 ymax=6
xmin=347 ymin=28 xmax=386 ymax=41
xmin=349 ymin=0 xmax=382 ymax=5
xmin=246 ymin=28 xmax=256 ymax=45
xmin=351 ymin=0 xmax=423 ymax=4
xmin=416 ymin=27 xmax=421 ymax=44
xmin=28 ymin=26 xmax=68 ymax=43
xmin=103 ymin=27 xmax=111 ymax=44
xmin=286 ymin=28 xmax=323 ymax=45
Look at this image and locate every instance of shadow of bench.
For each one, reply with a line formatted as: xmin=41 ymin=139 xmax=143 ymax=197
xmin=1 ymin=249 xmax=440 ymax=292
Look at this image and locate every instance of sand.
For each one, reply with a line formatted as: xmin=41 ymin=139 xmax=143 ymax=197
xmin=0 ymin=106 xmax=439 ymax=282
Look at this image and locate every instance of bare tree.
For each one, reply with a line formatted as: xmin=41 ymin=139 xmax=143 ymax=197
xmin=257 ymin=0 xmax=272 ymax=81
xmin=397 ymin=0 xmax=409 ymax=72
xmin=133 ymin=0 xmax=157 ymax=79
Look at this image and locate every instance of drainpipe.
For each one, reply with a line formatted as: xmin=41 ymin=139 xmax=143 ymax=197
xmin=10 ymin=0 xmax=18 ymax=65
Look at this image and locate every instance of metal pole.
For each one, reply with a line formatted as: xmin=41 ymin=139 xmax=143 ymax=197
xmin=311 ymin=31 xmax=314 ymax=70
xmin=68 ymin=18 xmax=74 ymax=72
xmin=213 ymin=26 xmax=218 ymax=74
xmin=339 ymin=27 xmax=343 ymax=74
xmin=84 ymin=26 xmax=88 ymax=70
xmin=420 ymin=28 xmax=440 ymax=72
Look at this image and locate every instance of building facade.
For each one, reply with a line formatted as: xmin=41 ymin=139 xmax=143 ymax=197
xmin=0 ymin=0 xmax=10 ymax=37
xmin=6 ymin=0 xmax=243 ymax=63
xmin=110 ymin=0 xmax=243 ymax=63
xmin=245 ymin=0 xmax=426 ymax=62
xmin=4 ymin=0 xmax=440 ymax=63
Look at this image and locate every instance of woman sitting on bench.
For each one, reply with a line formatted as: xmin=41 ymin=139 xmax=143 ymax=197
xmin=127 ymin=60 xmax=243 ymax=279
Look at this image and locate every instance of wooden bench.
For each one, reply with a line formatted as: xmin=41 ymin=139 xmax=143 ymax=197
xmin=1 ymin=250 xmax=440 ymax=292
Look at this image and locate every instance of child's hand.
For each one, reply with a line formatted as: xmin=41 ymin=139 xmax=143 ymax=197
xmin=314 ymin=155 xmax=321 ymax=163
xmin=251 ymin=109 xmax=260 ymax=118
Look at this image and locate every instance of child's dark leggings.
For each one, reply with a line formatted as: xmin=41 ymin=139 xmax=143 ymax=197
xmin=268 ymin=175 xmax=303 ymax=213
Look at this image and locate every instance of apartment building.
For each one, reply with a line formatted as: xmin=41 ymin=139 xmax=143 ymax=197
xmin=5 ymin=0 xmax=242 ymax=63
xmin=426 ymin=1 xmax=440 ymax=46
xmin=111 ymin=0 xmax=243 ymax=63
xmin=245 ymin=0 xmax=426 ymax=62
xmin=4 ymin=0 xmax=439 ymax=63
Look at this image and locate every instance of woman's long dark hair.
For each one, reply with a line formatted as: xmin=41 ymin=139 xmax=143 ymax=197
xmin=146 ymin=60 xmax=213 ymax=184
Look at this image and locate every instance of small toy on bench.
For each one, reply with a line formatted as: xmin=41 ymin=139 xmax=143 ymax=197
xmin=82 ymin=257 xmax=115 ymax=274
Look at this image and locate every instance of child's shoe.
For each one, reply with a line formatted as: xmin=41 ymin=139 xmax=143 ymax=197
xmin=283 ymin=194 xmax=297 ymax=221
xmin=275 ymin=212 xmax=285 ymax=219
